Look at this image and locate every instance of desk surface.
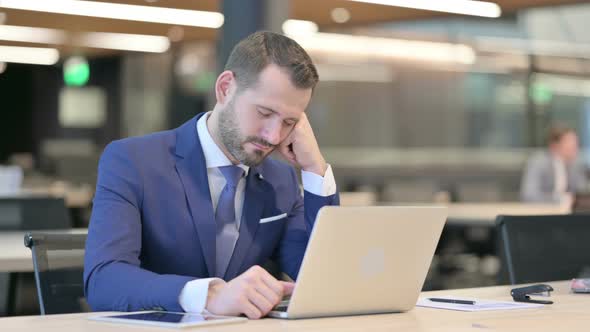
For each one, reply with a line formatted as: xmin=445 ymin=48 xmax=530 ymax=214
xmin=20 ymin=186 xmax=93 ymax=209
xmin=0 ymin=229 xmax=87 ymax=272
xmin=445 ymin=203 xmax=571 ymax=226
xmin=0 ymin=281 xmax=587 ymax=331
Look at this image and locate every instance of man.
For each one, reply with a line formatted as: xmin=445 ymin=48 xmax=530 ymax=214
xmin=84 ymin=31 xmax=339 ymax=319
xmin=520 ymin=124 xmax=587 ymax=204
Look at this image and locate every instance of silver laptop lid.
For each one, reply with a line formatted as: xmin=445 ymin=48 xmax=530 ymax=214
xmin=285 ymin=206 xmax=447 ymax=319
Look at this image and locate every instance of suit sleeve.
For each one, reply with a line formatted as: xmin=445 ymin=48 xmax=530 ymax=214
xmin=520 ymin=155 xmax=559 ymax=203
xmin=572 ymin=161 xmax=588 ymax=193
xmin=83 ymin=141 xmax=194 ymax=312
xmin=275 ymin=167 xmax=339 ymax=280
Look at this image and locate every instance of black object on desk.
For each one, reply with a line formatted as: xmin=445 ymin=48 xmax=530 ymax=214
xmin=428 ymin=298 xmax=475 ymax=305
xmin=511 ymin=284 xmax=554 ymax=305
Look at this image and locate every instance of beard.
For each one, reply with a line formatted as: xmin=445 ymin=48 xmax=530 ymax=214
xmin=217 ymin=100 xmax=276 ymax=167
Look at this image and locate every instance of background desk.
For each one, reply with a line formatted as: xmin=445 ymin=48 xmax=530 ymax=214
xmin=19 ymin=186 xmax=93 ymax=209
xmin=0 ymin=229 xmax=87 ymax=273
xmin=445 ymin=202 xmax=571 ymax=226
xmin=0 ymin=281 xmax=587 ymax=331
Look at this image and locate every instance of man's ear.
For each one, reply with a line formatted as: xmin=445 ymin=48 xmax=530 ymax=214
xmin=215 ymin=70 xmax=236 ymax=105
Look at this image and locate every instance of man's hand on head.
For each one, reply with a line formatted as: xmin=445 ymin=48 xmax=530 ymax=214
xmin=278 ymin=113 xmax=327 ymax=177
xmin=205 ymin=265 xmax=295 ymax=319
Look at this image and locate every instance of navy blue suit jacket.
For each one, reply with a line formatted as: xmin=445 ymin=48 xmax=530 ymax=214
xmin=83 ymin=113 xmax=339 ymax=312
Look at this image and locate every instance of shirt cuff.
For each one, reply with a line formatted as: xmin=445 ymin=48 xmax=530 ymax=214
xmin=178 ymin=278 xmax=224 ymax=313
xmin=301 ymin=164 xmax=337 ymax=197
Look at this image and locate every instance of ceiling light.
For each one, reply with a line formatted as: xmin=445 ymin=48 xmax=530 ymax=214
xmin=0 ymin=0 xmax=224 ymax=28
xmin=168 ymin=26 xmax=184 ymax=42
xmin=286 ymin=27 xmax=475 ymax=64
xmin=282 ymin=20 xmax=319 ymax=37
xmin=0 ymin=25 xmax=67 ymax=44
xmin=347 ymin=0 xmax=501 ymax=18
xmin=0 ymin=25 xmax=170 ymax=53
xmin=73 ymin=31 xmax=170 ymax=53
xmin=331 ymin=8 xmax=351 ymax=24
xmin=0 ymin=45 xmax=59 ymax=65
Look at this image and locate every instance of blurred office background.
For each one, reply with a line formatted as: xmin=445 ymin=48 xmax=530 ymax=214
xmin=2 ymin=0 xmax=590 ymax=316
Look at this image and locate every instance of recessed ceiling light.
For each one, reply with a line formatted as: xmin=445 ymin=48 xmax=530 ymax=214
xmin=331 ymin=8 xmax=351 ymax=24
xmin=168 ymin=26 xmax=184 ymax=42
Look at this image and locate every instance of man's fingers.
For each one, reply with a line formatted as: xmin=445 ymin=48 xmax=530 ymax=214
xmin=254 ymin=282 xmax=281 ymax=306
xmin=277 ymin=143 xmax=291 ymax=157
xmin=247 ymin=290 xmax=275 ymax=316
xmin=280 ymin=148 xmax=297 ymax=165
xmin=241 ymin=299 xmax=263 ymax=319
xmin=260 ymin=272 xmax=285 ymax=298
xmin=281 ymin=281 xmax=296 ymax=296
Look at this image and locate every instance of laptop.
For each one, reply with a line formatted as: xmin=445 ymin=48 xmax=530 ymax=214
xmin=268 ymin=206 xmax=447 ymax=319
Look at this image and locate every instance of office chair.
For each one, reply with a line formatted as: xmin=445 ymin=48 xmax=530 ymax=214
xmin=496 ymin=214 xmax=590 ymax=285
xmin=1 ymin=197 xmax=72 ymax=315
xmin=0 ymin=196 xmax=71 ymax=230
xmin=24 ymin=232 xmax=88 ymax=315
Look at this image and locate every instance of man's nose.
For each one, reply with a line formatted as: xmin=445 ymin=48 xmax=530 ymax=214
xmin=261 ymin=121 xmax=282 ymax=146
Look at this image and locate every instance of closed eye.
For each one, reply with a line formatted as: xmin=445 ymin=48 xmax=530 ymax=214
xmin=257 ymin=109 xmax=272 ymax=117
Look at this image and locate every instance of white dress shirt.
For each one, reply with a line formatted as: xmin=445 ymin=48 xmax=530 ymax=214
xmin=179 ymin=112 xmax=336 ymax=313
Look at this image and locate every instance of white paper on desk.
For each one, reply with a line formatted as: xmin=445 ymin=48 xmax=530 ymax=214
xmin=416 ymin=297 xmax=544 ymax=312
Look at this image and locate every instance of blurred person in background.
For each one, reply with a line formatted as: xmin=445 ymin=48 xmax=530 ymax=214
xmin=520 ymin=124 xmax=587 ymax=204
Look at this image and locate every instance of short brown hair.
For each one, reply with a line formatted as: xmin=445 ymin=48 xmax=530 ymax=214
xmin=547 ymin=124 xmax=575 ymax=145
xmin=224 ymin=31 xmax=319 ymax=91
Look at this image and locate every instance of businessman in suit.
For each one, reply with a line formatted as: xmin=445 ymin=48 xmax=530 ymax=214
xmin=521 ymin=124 xmax=587 ymax=204
xmin=84 ymin=31 xmax=339 ymax=319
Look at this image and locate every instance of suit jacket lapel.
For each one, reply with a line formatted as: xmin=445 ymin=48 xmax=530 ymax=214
xmin=174 ymin=114 xmax=217 ymax=277
xmin=224 ymin=167 xmax=270 ymax=279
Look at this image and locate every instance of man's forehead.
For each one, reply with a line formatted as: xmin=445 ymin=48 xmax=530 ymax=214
xmin=244 ymin=81 xmax=311 ymax=113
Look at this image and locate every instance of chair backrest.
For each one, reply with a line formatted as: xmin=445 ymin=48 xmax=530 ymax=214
xmin=0 ymin=196 xmax=71 ymax=230
xmin=24 ymin=232 xmax=88 ymax=315
xmin=496 ymin=214 xmax=590 ymax=285
xmin=573 ymin=193 xmax=590 ymax=214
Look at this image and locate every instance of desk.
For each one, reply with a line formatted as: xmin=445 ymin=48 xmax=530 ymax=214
xmin=0 ymin=229 xmax=87 ymax=273
xmin=446 ymin=203 xmax=571 ymax=226
xmin=0 ymin=281 xmax=587 ymax=331
xmin=20 ymin=186 xmax=93 ymax=209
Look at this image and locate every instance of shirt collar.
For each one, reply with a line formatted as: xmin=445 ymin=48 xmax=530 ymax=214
xmin=197 ymin=112 xmax=249 ymax=176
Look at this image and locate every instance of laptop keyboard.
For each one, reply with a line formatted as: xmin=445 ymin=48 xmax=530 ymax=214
xmin=273 ymin=299 xmax=290 ymax=312
xmin=273 ymin=305 xmax=288 ymax=312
